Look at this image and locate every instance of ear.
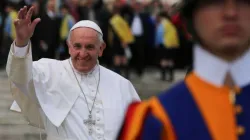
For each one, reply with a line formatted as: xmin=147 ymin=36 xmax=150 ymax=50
xmin=98 ymin=42 xmax=106 ymax=57
xmin=66 ymin=40 xmax=72 ymax=55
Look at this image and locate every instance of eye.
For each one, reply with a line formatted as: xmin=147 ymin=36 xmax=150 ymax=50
xmin=73 ymin=43 xmax=82 ymax=49
xmin=85 ymin=45 xmax=95 ymax=50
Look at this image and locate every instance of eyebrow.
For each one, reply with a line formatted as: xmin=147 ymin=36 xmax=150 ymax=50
xmin=86 ymin=44 xmax=95 ymax=48
xmin=73 ymin=43 xmax=82 ymax=47
xmin=73 ymin=43 xmax=96 ymax=48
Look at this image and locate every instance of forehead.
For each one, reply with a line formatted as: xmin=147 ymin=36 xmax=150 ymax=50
xmin=70 ymin=27 xmax=98 ymax=42
xmin=195 ymin=0 xmax=250 ymax=6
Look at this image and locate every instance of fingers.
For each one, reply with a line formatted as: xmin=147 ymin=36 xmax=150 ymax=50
xmin=23 ymin=6 xmax=27 ymax=19
xmin=14 ymin=19 xmax=20 ymax=26
xmin=17 ymin=9 xmax=22 ymax=19
xmin=18 ymin=8 xmax=24 ymax=19
xmin=26 ymin=6 xmax=34 ymax=22
xmin=18 ymin=6 xmax=28 ymax=19
xmin=31 ymin=18 xmax=41 ymax=30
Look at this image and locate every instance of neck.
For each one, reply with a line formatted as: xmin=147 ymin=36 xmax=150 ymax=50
xmin=201 ymin=45 xmax=249 ymax=62
xmin=70 ymin=58 xmax=99 ymax=75
xmin=224 ymin=73 xmax=235 ymax=89
xmin=212 ymin=50 xmax=245 ymax=62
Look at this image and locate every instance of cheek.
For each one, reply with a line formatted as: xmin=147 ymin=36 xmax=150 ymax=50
xmin=243 ymin=13 xmax=250 ymax=38
xmin=69 ymin=48 xmax=79 ymax=58
xmin=89 ymin=51 xmax=99 ymax=58
xmin=194 ymin=11 xmax=219 ymax=41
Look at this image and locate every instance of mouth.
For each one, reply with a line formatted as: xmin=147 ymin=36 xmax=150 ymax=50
xmin=220 ymin=24 xmax=241 ymax=36
xmin=76 ymin=57 xmax=91 ymax=62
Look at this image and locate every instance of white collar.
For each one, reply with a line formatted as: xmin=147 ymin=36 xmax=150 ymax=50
xmin=47 ymin=10 xmax=56 ymax=19
xmin=194 ymin=45 xmax=250 ymax=87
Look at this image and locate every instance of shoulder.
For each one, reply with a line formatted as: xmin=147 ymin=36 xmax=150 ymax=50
xmin=100 ymin=66 xmax=129 ymax=82
xmin=33 ymin=58 xmax=63 ymax=72
xmin=157 ymin=81 xmax=189 ymax=102
xmin=118 ymin=82 xmax=190 ymax=140
xmin=34 ymin=58 xmax=61 ymax=65
xmin=119 ymin=97 xmax=170 ymax=140
xmin=118 ymin=101 xmax=150 ymax=140
xmin=155 ymin=81 xmax=193 ymax=112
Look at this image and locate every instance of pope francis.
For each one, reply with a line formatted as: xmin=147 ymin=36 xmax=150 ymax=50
xmin=6 ymin=5 xmax=140 ymax=140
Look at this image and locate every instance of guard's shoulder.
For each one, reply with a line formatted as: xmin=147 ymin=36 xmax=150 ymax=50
xmin=118 ymin=101 xmax=150 ymax=140
xmin=157 ymin=81 xmax=189 ymax=103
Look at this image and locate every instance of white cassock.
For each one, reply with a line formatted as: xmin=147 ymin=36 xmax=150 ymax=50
xmin=6 ymin=41 xmax=140 ymax=140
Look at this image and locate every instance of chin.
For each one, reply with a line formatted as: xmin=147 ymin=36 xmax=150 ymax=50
xmin=75 ymin=66 xmax=90 ymax=73
xmin=218 ymin=40 xmax=248 ymax=56
xmin=219 ymin=38 xmax=242 ymax=49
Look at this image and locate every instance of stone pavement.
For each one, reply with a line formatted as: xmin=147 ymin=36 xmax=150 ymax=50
xmin=0 ymin=68 xmax=186 ymax=140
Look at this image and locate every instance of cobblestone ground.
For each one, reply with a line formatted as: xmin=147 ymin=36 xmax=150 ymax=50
xmin=0 ymin=68 xmax=186 ymax=140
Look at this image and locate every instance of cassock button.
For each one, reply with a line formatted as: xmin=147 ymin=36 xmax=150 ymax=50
xmin=237 ymin=126 xmax=245 ymax=136
xmin=235 ymin=105 xmax=243 ymax=115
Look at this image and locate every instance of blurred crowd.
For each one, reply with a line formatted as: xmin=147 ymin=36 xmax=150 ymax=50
xmin=0 ymin=0 xmax=194 ymax=81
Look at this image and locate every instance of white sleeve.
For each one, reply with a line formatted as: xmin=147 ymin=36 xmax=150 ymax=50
xmin=13 ymin=41 xmax=29 ymax=57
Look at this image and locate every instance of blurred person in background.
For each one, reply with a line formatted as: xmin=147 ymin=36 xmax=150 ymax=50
xmin=29 ymin=0 xmax=42 ymax=61
xmin=58 ymin=3 xmax=75 ymax=60
xmin=97 ymin=0 xmax=113 ymax=68
xmin=2 ymin=2 xmax=17 ymax=66
xmin=109 ymin=1 xmax=134 ymax=78
xmin=0 ymin=11 xmax=4 ymax=68
xmin=170 ymin=3 xmax=194 ymax=72
xmin=127 ymin=0 xmax=150 ymax=78
xmin=78 ymin=0 xmax=103 ymax=23
xmin=141 ymin=0 xmax=158 ymax=67
xmin=0 ymin=0 xmax=6 ymax=68
xmin=36 ymin=0 xmax=61 ymax=59
xmin=3 ymin=1 xmax=18 ymax=44
xmin=154 ymin=12 xmax=180 ymax=81
xmin=66 ymin=0 xmax=80 ymax=22
xmin=118 ymin=0 xmax=250 ymax=139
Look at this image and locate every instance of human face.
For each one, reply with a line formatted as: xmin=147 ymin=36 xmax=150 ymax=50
xmin=193 ymin=0 xmax=250 ymax=61
xmin=47 ymin=0 xmax=56 ymax=12
xmin=67 ymin=27 xmax=106 ymax=73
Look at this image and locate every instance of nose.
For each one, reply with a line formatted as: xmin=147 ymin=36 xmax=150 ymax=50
xmin=223 ymin=0 xmax=238 ymax=20
xmin=78 ymin=48 xmax=89 ymax=58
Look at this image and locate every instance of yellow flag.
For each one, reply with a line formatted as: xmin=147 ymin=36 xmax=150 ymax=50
xmin=162 ymin=18 xmax=180 ymax=48
xmin=110 ymin=14 xmax=134 ymax=44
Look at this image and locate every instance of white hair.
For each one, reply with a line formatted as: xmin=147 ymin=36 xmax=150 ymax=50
xmin=67 ymin=30 xmax=104 ymax=45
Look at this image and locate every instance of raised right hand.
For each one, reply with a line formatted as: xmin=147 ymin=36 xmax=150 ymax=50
xmin=14 ymin=6 xmax=41 ymax=47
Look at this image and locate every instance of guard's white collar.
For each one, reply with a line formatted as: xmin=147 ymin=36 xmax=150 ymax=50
xmin=194 ymin=45 xmax=250 ymax=87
